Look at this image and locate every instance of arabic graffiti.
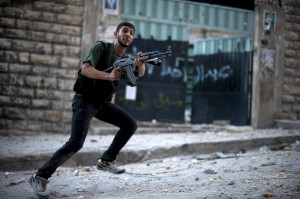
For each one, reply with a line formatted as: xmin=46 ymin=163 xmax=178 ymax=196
xmin=145 ymin=62 xmax=233 ymax=85
xmin=193 ymin=64 xmax=233 ymax=85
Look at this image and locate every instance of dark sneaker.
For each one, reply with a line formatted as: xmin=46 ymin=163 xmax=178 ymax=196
xmin=96 ymin=159 xmax=125 ymax=174
xmin=28 ymin=174 xmax=49 ymax=198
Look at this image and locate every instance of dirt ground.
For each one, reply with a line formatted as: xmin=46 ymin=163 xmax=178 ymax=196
xmin=1 ymin=142 xmax=299 ymax=199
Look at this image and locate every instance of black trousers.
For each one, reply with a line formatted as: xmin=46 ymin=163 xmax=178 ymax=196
xmin=37 ymin=95 xmax=137 ymax=179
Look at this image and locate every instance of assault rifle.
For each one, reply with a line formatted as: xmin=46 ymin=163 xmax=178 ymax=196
xmin=104 ymin=46 xmax=172 ymax=86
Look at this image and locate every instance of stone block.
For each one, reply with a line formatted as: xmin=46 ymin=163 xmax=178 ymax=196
xmin=32 ymin=66 xmax=52 ymax=77
xmin=53 ymin=68 xmax=70 ymax=78
xmin=2 ymin=7 xmax=23 ymax=17
xmin=35 ymin=42 xmax=53 ymax=54
xmin=53 ymin=90 xmax=67 ymax=100
xmin=70 ymin=36 xmax=81 ymax=45
xmin=0 ymin=119 xmax=13 ymax=129
xmin=61 ymin=25 xmax=81 ymax=36
xmin=51 ymin=100 xmax=65 ymax=109
xmin=36 ymin=89 xmax=52 ymax=99
xmin=284 ymin=68 xmax=295 ymax=76
xmin=5 ymin=28 xmax=26 ymax=38
xmin=4 ymin=107 xmax=26 ymax=120
xmin=65 ymin=5 xmax=84 ymax=16
xmin=19 ymin=88 xmax=34 ymax=98
xmin=25 ymin=76 xmax=42 ymax=88
xmin=31 ymin=99 xmax=51 ymax=109
xmin=282 ymin=104 xmax=292 ymax=112
xmin=53 ymin=45 xmax=69 ymax=56
xmin=62 ymin=110 xmax=72 ymax=121
xmin=293 ymin=104 xmax=300 ymax=112
xmin=19 ymin=52 xmax=30 ymax=63
xmin=282 ymin=95 xmax=295 ymax=103
xmin=33 ymin=21 xmax=51 ymax=32
xmin=27 ymin=31 xmax=46 ymax=41
xmin=0 ymin=96 xmax=10 ymax=105
xmin=57 ymin=14 xmax=82 ymax=25
xmin=26 ymin=109 xmax=44 ymax=120
xmin=12 ymin=97 xmax=31 ymax=107
xmin=0 ymin=38 xmax=11 ymax=49
xmin=69 ymin=46 xmax=81 ymax=57
xmin=43 ymin=77 xmax=57 ymax=89
xmin=16 ymin=19 xmax=32 ymax=29
xmin=0 ymin=83 xmax=14 ymax=95
xmin=57 ymin=79 xmax=74 ymax=91
xmin=23 ymin=10 xmax=41 ymax=21
xmin=0 ymin=17 xmax=15 ymax=27
xmin=41 ymin=12 xmax=56 ymax=23
xmin=12 ymin=120 xmax=27 ymax=130
xmin=4 ymin=51 xmax=18 ymax=62
xmin=63 ymin=100 xmax=72 ymax=109
xmin=0 ymin=74 xmax=9 ymax=86
xmin=31 ymin=54 xmax=59 ymax=66
xmin=9 ymin=63 xmax=31 ymax=73
xmin=12 ymin=40 xmax=35 ymax=51
xmin=33 ymin=1 xmax=55 ymax=12
xmin=61 ymin=57 xmax=80 ymax=68
xmin=285 ymin=58 xmax=299 ymax=68
xmin=43 ymin=110 xmax=61 ymax=122
xmin=0 ymin=63 xmax=9 ymax=72
xmin=284 ymin=49 xmax=297 ymax=57
xmin=286 ymin=29 xmax=299 ymax=42
xmin=9 ymin=74 xmax=25 ymax=86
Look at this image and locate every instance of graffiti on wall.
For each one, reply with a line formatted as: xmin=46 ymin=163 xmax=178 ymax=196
xmin=193 ymin=52 xmax=251 ymax=93
xmin=193 ymin=64 xmax=232 ymax=85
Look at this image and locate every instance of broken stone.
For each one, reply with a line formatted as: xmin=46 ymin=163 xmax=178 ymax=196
xmin=74 ymin=170 xmax=79 ymax=176
xmin=262 ymin=189 xmax=274 ymax=197
xmin=268 ymin=143 xmax=289 ymax=150
xmin=227 ymin=180 xmax=235 ymax=185
xmin=203 ymin=169 xmax=217 ymax=174
xmin=215 ymin=152 xmax=236 ymax=159
xmin=261 ymin=162 xmax=276 ymax=166
xmin=260 ymin=145 xmax=271 ymax=152
xmin=7 ymin=179 xmax=25 ymax=187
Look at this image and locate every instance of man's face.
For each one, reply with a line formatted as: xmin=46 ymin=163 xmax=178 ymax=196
xmin=115 ymin=26 xmax=135 ymax=48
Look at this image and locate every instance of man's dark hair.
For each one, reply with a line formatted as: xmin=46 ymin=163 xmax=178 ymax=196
xmin=116 ymin=22 xmax=135 ymax=32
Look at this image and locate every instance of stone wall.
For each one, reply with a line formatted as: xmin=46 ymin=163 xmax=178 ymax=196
xmin=251 ymin=0 xmax=300 ymax=127
xmin=0 ymin=0 xmax=85 ymax=135
xmin=281 ymin=0 xmax=300 ymax=120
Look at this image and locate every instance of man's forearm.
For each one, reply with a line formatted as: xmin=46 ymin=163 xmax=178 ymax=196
xmin=81 ymin=62 xmax=111 ymax=80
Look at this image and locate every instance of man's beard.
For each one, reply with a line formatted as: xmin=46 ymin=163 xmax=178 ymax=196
xmin=117 ymin=36 xmax=130 ymax=48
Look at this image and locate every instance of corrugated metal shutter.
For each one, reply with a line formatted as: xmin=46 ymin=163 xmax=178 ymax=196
xmin=120 ymin=0 xmax=254 ymax=41
xmin=193 ymin=35 xmax=253 ymax=55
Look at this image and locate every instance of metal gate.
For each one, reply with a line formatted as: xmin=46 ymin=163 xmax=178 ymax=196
xmin=191 ymin=35 xmax=253 ymax=125
xmin=119 ymin=0 xmax=254 ymax=125
xmin=115 ymin=37 xmax=189 ymax=123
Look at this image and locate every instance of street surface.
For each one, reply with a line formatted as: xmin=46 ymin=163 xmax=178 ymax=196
xmin=1 ymin=142 xmax=299 ymax=199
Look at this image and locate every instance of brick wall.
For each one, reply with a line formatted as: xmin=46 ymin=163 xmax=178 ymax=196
xmin=0 ymin=0 xmax=85 ymax=135
xmin=281 ymin=0 xmax=300 ymax=120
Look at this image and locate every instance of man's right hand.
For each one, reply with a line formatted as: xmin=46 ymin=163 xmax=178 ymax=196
xmin=109 ymin=68 xmax=122 ymax=81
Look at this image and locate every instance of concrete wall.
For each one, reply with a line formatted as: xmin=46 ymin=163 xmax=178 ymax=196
xmin=251 ymin=0 xmax=300 ymax=127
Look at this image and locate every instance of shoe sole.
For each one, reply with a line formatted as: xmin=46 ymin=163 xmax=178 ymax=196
xmin=96 ymin=165 xmax=126 ymax=174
